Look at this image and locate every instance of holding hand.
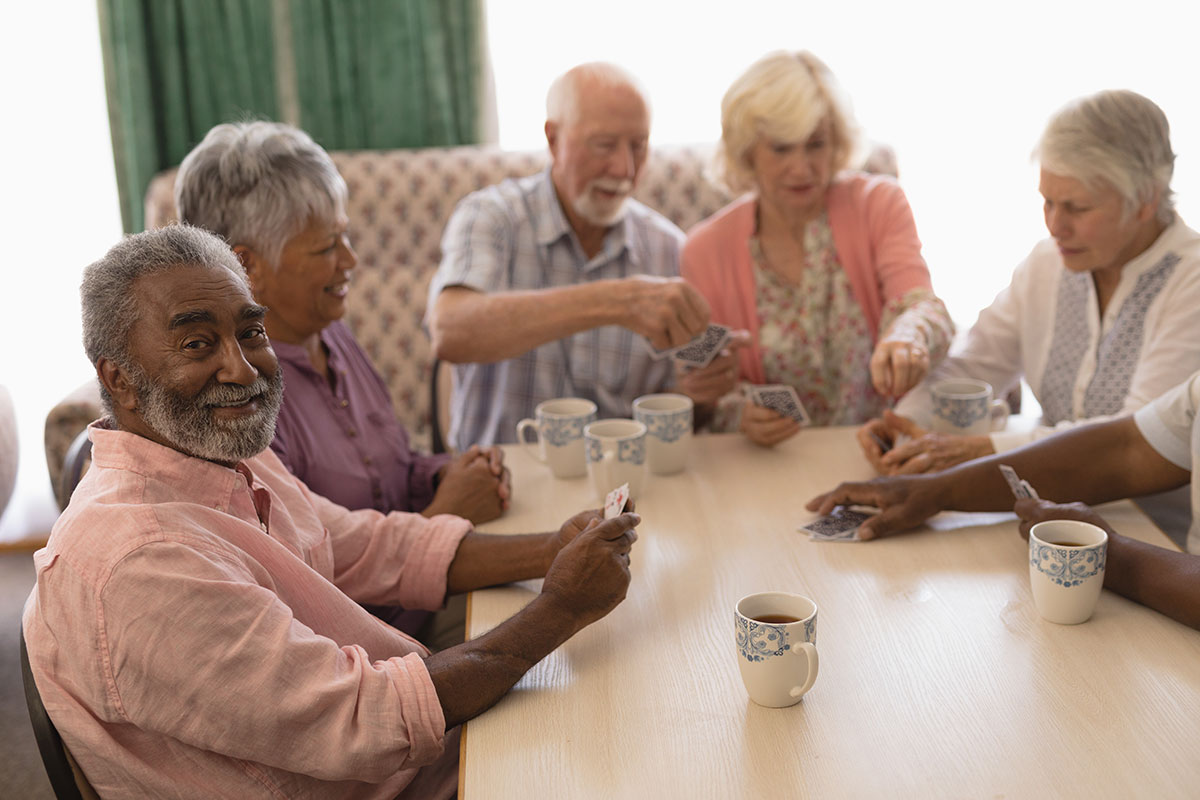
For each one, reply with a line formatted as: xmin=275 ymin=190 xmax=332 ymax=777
xmin=806 ymin=473 xmax=945 ymax=540
xmin=675 ymin=329 xmax=751 ymax=407
xmin=740 ymin=400 xmax=802 ymax=447
xmin=858 ymin=410 xmax=993 ymax=475
xmin=541 ymin=512 xmax=640 ymax=629
xmin=870 ymin=337 xmax=930 ymax=398
xmin=426 ymin=445 xmax=512 ymax=524
xmin=1014 ymin=498 xmax=1114 ymax=541
xmin=622 ymin=276 xmax=710 ymax=350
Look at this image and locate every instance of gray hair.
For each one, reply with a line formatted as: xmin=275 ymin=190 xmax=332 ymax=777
xmin=546 ymin=62 xmax=650 ymax=127
xmin=81 ymin=224 xmax=248 ymax=415
xmin=175 ymin=121 xmax=347 ymax=266
xmin=1034 ymin=90 xmax=1176 ymax=225
xmin=711 ymin=50 xmax=861 ymax=195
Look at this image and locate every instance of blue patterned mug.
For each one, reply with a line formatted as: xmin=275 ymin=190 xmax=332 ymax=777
xmin=735 ymin=592 xmax=819 ymax=708
xmin=930 ymin=378 xmax=1010 ymax=436
xmin=584 ymin=419 xmax=647 ymax=503
xmin=633 ymin=393 xmax=693 ymax=475
xmin=515 ymin=398 xmax=597 ymax=479
xmin=1028 ymin=520 xmax=1108 ymax=624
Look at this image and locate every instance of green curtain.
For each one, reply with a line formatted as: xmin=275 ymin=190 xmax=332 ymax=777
xmin=289 ymin=0 xmax=481 ymax=149
xmin=99 ymin=0 xmax=484 ymax=232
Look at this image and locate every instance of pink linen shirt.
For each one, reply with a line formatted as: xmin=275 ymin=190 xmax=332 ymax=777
xmin=22 ymin=422 xmax=472 ymax=799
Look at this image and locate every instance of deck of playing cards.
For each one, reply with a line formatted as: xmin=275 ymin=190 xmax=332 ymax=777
xmin=998 ymin=464 xmax=1040 ymax=500
xmin=750 ymin=384 xmax=810 ymax=426
xmin=604 ymin=483 xmax=630 ymax=519
xmin=670 ymin=323 xmax=732 ymax=368
xmin=801 ymin=506 xmax=873 ymax=542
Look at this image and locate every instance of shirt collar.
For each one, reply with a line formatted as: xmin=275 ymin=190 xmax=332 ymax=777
xmin=531 ymin=168 xmax=637 ymax=268
xmin=87 ymin=420 xmax=259 ymax=510
xmin=268 ymin=324 xmax=342 ymax=376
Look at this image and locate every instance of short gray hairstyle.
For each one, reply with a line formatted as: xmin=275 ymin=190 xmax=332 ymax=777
xmin=712 ymin=50 xmax=861 ymax=195
xmin=1034 ymin=89 xmax=1176 ymax=224
xmin=545 ymin=62 xmax=650 ymax=127
xmin=175 ymin=121 xmax=347 ymax=266
xmin=81 ymin=225 xmax=248 ymax=415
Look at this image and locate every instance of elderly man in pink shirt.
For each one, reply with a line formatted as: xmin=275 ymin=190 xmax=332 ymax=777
xmin=22 ymin=225 xmax=639 ymax=799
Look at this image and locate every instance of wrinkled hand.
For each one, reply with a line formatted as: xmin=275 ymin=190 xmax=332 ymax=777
xmin=541 ymin=513 xmax=640 ymax=628
xmin=806 ymin=473 xmax=944 ymax=540
xmin=870 ymin=410 xmax=993 ymax=475
xmin=870 ymin=338 xmax=930 ymax=398
xmin=675 ymin=330 xmax=751 ymax=406
xmin=740 ymin=400 xmax=802 ymax=447
xmin=623 ymin=276 xmax=710 ymax=350
xmin=427 ymin=446 xmax=511 ymax=524
xmin=1014 ymin=499 xmax=1114 ymax=542
xmin=542 ymin=501 xmax=638 ymax=565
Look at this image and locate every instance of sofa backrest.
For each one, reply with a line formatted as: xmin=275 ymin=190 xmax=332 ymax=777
xmin=144 ymin=143 xmax=731 ymax=451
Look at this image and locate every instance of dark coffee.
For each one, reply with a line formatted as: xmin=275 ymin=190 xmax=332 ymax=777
xmin=1050 ymin=541 xmax=1089 ymax=547
xmin=752 ymin=614 xmax=800 ymax=624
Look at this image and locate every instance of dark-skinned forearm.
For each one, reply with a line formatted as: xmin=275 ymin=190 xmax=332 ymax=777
xmin=1104 ymin=533 xmax=1200 ymax=631
xmin=941 ymin=418 xmax=1182 ymax=511
xmin=425 ymin=593 xmax=580 ymax=727
xmin=445 ymin=531 xmax=554 ymax=594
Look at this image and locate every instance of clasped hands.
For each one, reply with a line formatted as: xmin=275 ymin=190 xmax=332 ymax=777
xmin=426 ymin=445 xmax=512 ymax=524
xmin=857 ymin=409 xmax=994 ymax=475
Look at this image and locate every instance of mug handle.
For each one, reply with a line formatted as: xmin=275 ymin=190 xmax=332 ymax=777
xmin=989 ymin=398 xmax=1011 ymax=432
xmin=515 ymin=419 xmax=546 ymax=463
xmin=788 ymin=641 xmax=819 ymax=699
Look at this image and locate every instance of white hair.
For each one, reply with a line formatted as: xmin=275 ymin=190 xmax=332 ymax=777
xmin=1034 ymin=90 xmax=1175 ymax=224
xmin=711 ymin=50 xmax=861 ymax=195
xmin=175 ymin=121 xmax=348 ymax=266
xmin=545 ymin=62 xmax=650 ymax=127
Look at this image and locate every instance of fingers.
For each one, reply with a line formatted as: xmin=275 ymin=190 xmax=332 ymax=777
xmin=871 ymin=341 xmax=930 ymax=398
xmin=856 ymin=420 xmax=891 ymax=470
xmin=484 ymin=446 xmax=505 ymax=475
xmin=588 ymin=513 xmax=641 ymax=542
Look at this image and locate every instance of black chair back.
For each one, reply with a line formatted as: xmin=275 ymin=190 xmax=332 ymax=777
xmin=20 ymin=623 xmax=91 ymax=800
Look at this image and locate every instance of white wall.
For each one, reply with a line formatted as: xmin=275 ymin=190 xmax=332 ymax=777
xmin=487 ymin=0 xmax=1200 ymax=324
xmin=0 ymin=2 xmax=121 ymax=542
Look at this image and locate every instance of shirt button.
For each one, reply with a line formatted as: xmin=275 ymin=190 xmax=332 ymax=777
xmin=363 ymin=456 xmax=372 ymax=465
xmin=372 ymin=488 xmax=382 ymax=498
xmin=340 ymin=399 xmax=349 ymax=408
xmin=347 ymin=428 xmax=357 ymax=437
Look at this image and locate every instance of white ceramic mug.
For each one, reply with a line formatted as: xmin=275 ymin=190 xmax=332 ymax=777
xmin=930 ymin=378 xmax=1010 ymax=436
xmin=584 ymin=419 xmax=647 ymax=503
xmin=515 ymin=398 xmax=597 ymax=479
xmin=735 ymin=592 xmax=819 ymax=708
xmin=632 ymin=393 xmax=693 ymax=475
xmin=1028 ymin=520 xmax=1108 ymax=625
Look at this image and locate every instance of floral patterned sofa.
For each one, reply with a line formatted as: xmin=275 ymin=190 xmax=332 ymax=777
xmin=43 ymin=143 xmax=733 ymax=508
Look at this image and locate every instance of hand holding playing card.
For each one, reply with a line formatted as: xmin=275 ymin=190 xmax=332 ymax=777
xmin=673 ymin=329 xmax=751 ymax=406
xmin=739 ymin=384 xmax=807 ymax=447
xmin=627 ymin=276 xmax=710 ymax=352
xmin=801 ymin=506 xmax=874 ymax=542
xmin=604 ymin=483 xmax=631 ymax=519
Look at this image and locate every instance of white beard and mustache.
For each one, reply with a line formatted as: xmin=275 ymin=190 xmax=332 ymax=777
xmin=572 ymin=178 xmax=634 ymax=227
xmin=131 ymin=367 xmax=285 ymax=464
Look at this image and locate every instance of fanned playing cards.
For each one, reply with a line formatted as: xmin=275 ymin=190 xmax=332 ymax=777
xmin=750 ymin=384 xmax=811 ymax=425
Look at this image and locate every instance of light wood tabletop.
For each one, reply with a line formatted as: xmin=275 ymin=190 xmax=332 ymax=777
xmin=462 ymin=427 xmax=1200 ymax=799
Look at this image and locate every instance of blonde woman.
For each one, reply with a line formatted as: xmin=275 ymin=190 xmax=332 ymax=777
xmin=682 ymin=50 xmax=953 ymax=446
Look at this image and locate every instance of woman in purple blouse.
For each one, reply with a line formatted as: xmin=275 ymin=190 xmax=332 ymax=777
xmin=174 ymin=123 xmax=512 ymax=637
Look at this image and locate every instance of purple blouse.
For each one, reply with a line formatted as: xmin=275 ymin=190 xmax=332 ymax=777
xmin=270 ymin=321 xmax=452 ymax=515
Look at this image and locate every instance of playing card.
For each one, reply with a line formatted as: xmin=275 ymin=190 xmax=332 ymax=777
xmin=998 ymin=464 xmax=1039 ymax=500
xmin=671 ymin=323 xmax=732 ymax=368
xmin=750 ymin=384 xmax=810 ymax=425
xmin=604 ymin=483 xmax=630 ymax=519
xmin=801 ymin=506 xmax=873 ymax=541
xmin=867 ymin=430 xmax=893 ymax=454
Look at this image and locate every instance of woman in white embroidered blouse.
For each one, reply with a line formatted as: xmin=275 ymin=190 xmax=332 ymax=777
xmin=860 ymin=89 xmax=1200 ymax=476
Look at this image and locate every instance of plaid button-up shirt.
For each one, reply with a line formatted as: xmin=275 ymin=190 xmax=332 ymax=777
xmin=429 ymin=169 xmax=684 ymax=449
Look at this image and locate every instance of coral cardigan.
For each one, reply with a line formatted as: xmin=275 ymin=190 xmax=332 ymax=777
xmin=681 ymin=172 xmax=936 ymax=385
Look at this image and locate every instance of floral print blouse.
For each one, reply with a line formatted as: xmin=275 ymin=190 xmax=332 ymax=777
xmin=711 ymin=212 xmax=952 ymax=430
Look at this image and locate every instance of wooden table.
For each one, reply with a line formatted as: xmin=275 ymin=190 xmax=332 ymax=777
xmin=462 ymin=428 xmax=1200 ymax=799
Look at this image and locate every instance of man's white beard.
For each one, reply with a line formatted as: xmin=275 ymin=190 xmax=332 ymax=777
xmin=132 ymin=368 xmax=284 ymax=464
xmin=573 ymin=179 xmax=633 ymax=227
